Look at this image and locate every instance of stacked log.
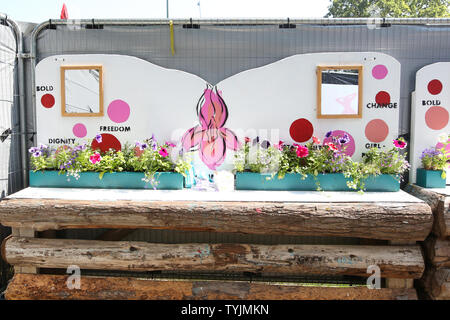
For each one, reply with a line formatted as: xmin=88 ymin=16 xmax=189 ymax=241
xmin=405 ymin=185 xmax=450 ymax=300
xmin=0 ymin=193 xmax=433 ymax=300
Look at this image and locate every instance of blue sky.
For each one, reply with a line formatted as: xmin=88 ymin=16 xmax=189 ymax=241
xmin=1 ymin=0 xmax=330 ymax=23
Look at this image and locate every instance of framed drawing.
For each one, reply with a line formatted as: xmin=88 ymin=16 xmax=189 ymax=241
xmin=317 ymin=65 xmax=363 ymax=119
xmin=61 ymin=65 xmax=103 ymax=117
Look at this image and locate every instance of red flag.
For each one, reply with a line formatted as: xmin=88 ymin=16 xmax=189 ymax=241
xmin=60 ymin=3 xmax=69 ymax=19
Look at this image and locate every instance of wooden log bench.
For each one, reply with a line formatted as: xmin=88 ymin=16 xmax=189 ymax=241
xmin=0 ymin=187 xmax=433 ymax=300
xmin=405 ymin=184 xmax=450 ymax=300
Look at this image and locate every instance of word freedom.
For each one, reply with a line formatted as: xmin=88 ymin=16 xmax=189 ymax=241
xmin=181 ymin=304 xmax=269 ymax=317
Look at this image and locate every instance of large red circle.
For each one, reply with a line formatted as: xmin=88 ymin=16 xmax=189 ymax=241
xmin=41 ymin=94 xmax=55 ymax=108
xmin=289 ymin=118 xmax=314 ymax=143
xmin=375 ymin=91 xmax=390 ymax=106
xmin=428 ymin=79 xmax=442 ymax=95
xmin=91 ymin=133 xmax=122 ymax=153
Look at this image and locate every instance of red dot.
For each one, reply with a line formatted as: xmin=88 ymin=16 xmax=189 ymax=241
xmin=41 ymin=94 xmax=55 ymax=108
xmin=375 ymin=91 xmax=390 ymax=106
xmin=289 ymin=118 xmax=314 ymax=143
xmin=428 ymin=79 xmax=442 ymax=95
xmin=91 ymin=133 xmax=122 ymax=153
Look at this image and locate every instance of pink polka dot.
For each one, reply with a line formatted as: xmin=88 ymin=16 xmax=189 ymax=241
xmin=372 ymin=65 xmax=388 ymax=80
xmin=323 ymin=130 xmax=355 ymax=157
xmin=365 ymin=119 xmax=389 ymax=143
xmin=107 ymin=99 xmax=130 ymax=123
xmin=72 ymin=123 xmax=87 ymax=138
xmin=425 ymin=106 xmax=449 ymax=130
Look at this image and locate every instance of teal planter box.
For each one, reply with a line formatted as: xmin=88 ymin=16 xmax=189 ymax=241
xmin=235 ymin=172 xmax=400 ymax=192
xmin=235 ymin=172 xmax=348 ymax=191
xmin=29 ymin=170 xmax=184 ymax=190
xmin=416 ymin=168 xmax=446 ymax=188
xmin=362 ymin=174 xmax=400 ymax=192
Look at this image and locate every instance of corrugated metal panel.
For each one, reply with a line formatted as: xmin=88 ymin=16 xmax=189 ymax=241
xmin=0 ymin=22 xmax=20 ymax=198
xmin=33 ymin=23 xmax=450 ymax=137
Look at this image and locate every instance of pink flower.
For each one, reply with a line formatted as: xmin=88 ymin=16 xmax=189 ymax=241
xmin=393 ymin=139 xmax=407 ymax=149
xmin=89 ymin=153 xmax=102 ymax=164
xmin=274 ymin=140 xmax=284 ymax=151
xmin=325 ymin=142 xmax=338 ymax=152
xmin=295 ymin=145 xmax=309 ymax=158
xmin=312 ymin=136 xmax=321 ymax=145
xmin=165 ymin=141 xmax=176 ymax=148
xmin=159 ymin=148 xmax=169 ymax=157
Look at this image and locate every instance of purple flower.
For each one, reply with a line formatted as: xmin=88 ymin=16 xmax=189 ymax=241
xmin=140 ymin=143 xmax=148 ymax=151
xmin=339 ymin=134 xmax=350 ymax=144
xmin=39 ymin=143 xmax=48 ymax=150
xmin=74 ymin=144 xmax=86 ymax=152
xmin=261 ymin=140 xmax=271 ymax=149
xmin=28 ymin=147 xmax=38 ymax=154
xmin=95 ymin=134 xmax=102 ymax=143
xmin=325 ymin=131 xmax=333 ymax=138
xmin=420 ymin=148 xmax=441 ymax=159
xmin=32 ymin=150 xmax=42 ymax=157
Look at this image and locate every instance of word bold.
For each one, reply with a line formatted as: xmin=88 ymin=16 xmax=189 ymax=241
xmin=36 ymin=85 xmax=53 ymax=92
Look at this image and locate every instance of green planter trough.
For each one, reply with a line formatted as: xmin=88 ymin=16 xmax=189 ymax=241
xmin=235 ymin=172 xmax=400 ymax=192
xmin=416 ymin=168 xmax=446 ymax=188
xmin=29 ymin=170 xmax=184 ymax=190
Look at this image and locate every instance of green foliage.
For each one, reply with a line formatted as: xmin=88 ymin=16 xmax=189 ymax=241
xmin=326 ymin=0 xmax=450 ymax=18
xmin=234 ymin=142 xmax=283 ymax=174
xmin=29 ymin=139 xmax=191 ymax=188
xmin=420 ymin=133 xmax=449 ymax=178
xmin=233 ymin=137 xmax=410 ymax=192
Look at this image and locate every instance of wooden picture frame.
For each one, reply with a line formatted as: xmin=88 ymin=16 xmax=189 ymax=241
xmin=61 ymin=65 xmax=104 ymax=117
xmin=316 ymin=65 xmax=363 ymax=119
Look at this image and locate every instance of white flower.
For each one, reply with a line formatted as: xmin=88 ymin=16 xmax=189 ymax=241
xmin=438 ymin=132 xmax=449 ymax=143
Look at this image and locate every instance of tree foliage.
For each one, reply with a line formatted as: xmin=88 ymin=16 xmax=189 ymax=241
xmin=325 ymin=0 xmax=450 ymax=17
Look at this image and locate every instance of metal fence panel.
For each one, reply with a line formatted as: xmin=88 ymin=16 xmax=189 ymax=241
xmin=0 ymin=21 xmax=19 ymax=199
xmin=33 ymin=23 xmax=450 ymax=137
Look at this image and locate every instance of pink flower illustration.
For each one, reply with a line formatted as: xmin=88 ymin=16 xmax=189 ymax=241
xmin=89 ymin=153 xmax=102 ymax=164
xmin=181 ymin=85 xmax=241 ymax=170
